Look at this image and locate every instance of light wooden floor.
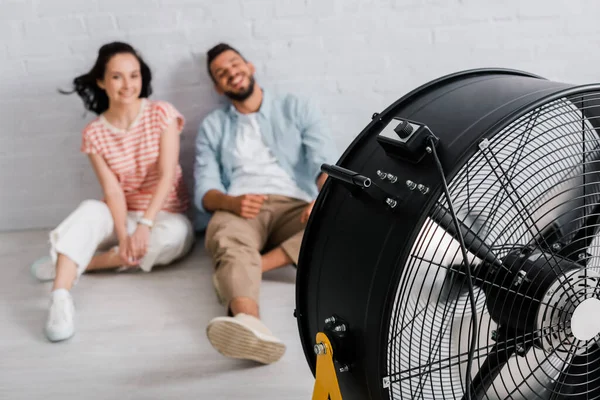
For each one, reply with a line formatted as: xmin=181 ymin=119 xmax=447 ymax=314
xmin=0 ymin=229 xmax=315 ymax=400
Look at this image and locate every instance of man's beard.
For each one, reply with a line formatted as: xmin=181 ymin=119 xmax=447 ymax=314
xmin=224 ymin=75 xmax=256 ymax=102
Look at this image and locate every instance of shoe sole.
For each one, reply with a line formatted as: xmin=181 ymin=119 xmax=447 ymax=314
xmin=207 ymin=318 xmax=286 ymax=364
xmin=45 ymin=327 xmax=74 ymax=342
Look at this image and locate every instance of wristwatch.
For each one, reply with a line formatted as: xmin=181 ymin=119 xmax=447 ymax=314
xmin=137 ymin=217 xmax=154 ymax=229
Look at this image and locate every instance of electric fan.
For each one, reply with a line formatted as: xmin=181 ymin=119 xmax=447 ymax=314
xmin=296 ymin=68 xmax=600 ymax=399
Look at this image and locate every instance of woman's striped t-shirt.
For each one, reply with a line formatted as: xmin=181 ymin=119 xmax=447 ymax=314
xmin=81 ymin=99 xmax=190 ymax=214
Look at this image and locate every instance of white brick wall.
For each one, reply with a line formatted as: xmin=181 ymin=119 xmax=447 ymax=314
xmin=1 ymin=0 xmax=600 ymax=230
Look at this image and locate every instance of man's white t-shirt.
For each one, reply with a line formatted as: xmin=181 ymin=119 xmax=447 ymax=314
xmin=227 ymin=112 xmax=313 ymax=203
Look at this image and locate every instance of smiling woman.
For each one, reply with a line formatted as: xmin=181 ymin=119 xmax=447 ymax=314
xmin=29 ymin=42 xmax=195 ymax=344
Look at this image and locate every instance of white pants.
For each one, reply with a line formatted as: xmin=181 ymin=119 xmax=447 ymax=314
xmin=50 ymin=199 xmax=195 ymax=277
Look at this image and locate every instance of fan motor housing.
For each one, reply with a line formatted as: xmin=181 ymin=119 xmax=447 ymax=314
xmin=484 ymin=248 xmax=581 ymax=338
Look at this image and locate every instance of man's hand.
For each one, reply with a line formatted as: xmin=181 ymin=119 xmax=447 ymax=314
xmin=300 ymin=200 xmax=315 ymax=224
xmin=229 ymin=194 xmax=268 ymax=219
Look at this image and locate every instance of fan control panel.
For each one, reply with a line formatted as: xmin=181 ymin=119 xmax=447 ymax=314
xmin=376 ymin=117 xmax=439 ymax=164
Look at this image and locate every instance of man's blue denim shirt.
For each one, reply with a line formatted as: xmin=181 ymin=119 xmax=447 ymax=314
xmin=193 ymin=90 xmax=339 ymax=231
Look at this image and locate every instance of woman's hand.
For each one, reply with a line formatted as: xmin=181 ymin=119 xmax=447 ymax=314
xmin=118 ymin=237 xmax=137 ymax=267
xmin=127 ymin=225 xmax=151 ymax=263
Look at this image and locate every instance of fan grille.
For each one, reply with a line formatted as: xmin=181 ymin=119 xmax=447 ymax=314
xmin=386 ymin=93 xmax=600 ymax=399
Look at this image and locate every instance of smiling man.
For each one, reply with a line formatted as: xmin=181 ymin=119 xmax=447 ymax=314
xmin=194 ymin=43 xmax=337 ymax=364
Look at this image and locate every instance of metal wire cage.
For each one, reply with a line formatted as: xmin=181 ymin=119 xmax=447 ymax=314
xmin=296 ymin=69 xmax=600 ymax=399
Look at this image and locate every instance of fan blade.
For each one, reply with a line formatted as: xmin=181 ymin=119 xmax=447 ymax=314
xmin=460 ymin=342 xmax=516 ymax=400
xmin=431 ymin=204 xmax=503 ymax=268
xmin=559 ymin=202 xmax=600 ymax=261
xmin=552 ymin=343 xmax=600 ymax=398
xmin=525 ymin=132 xmax=600 ymax=257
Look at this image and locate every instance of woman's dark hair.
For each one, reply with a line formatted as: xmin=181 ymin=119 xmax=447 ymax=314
xmin=61 ymin=42 xmax=152 ymax=115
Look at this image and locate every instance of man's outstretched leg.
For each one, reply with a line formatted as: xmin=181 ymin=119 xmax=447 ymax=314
xmin=204 ymin=210 xmax=286 ymax=364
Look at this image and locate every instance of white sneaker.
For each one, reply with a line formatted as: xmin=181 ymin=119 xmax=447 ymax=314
xmin=45 ymin=290 xmax=75 ymax=342
xmin=31 ymin=256 xmax=56 ymax=281
xmin=206 ymin=313 xmax=286 ymax=364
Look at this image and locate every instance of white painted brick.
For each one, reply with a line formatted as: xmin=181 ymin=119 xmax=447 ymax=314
xmin=6 ymin=38 xmax=71 ymax=58
xmin=330 ymin=112 xmax=372 ymax=137
xmin=205 ymin=0 xmax=243 ymax=20
xmin=458 ymin=0 xmax=519 ymax=20
xmin=393 ymin=0 xmax=459 ymax=8
xmin=25 ymin=56 xmax=88 ymax=77
xmin=0 ymin=0 xmax=34 ymax=20
xmin=4 ymin=133 xmax=82 ymax=158
xmin=153 ymin=91 xmax=219 ymax=135
xmin=24 ymin=16 xmax=87 ymax=38
xmin=188 ymin=22 xmax=253 ymax=46
xmin=0 ymin=60 xmax=26 ymax=78
xmin=270 ymin=78 xmax=339 ymax=97
xmin=310 ymin=0 xmax=337 ymax=16
xmin=338 ymin=0 xmax=395 ymax=13
xmin=0 ymin=20 xmax=24 ymax=42
xmin=325 ymin=53 xmax=385 ymax=75
xmin=0 ymin=61 xmax=27 ymax=82
xmin=253 ymin=18 xmax=317 ymax=39
xmin=156 ymin=0 xmax=209 ymax=6
xmin=241 ymin=1 xmax=276 ymax=20
xmin=97 ymin=0 xmax=158 ymax=13
xmin=396 ymin=4 xmax=492 ymax=27
xmin=116 ymin=11 xmax=179 ymax=33
xmin=0 ymin=108 xmax=19 ymax=134
xmin=517 ymin=0 xmax=580 ymax=19
xmin=367 ymin=27 xmax=433 ymax=53
xmin=179 ymin=7 xmax=209 ymax=29
xmin=54 ymin=16 xmax=88 ymax=36
xmin=0 ymin=182 xmax=86 ymax=211
xmin=0 ymin=154 xmax=89 ymax=185
xmin=372 ymin=75 xmax=419 ymax=98
xmin=336 ymin=0 xmax=360 ymax=13
xmin=261 ymin=56 xmax=326 ymax=79
xmin=564 ymin=14 xmax=600 ymax=35
xmin=35 ymin=0 xmax=98 ymax=17
xmin=0 ymin=77 xmax=63 ymax=99
xmin=314 ymin=16 xmax=377 ymax=37
xmin=535 ymin=37 xmax=599 ymax=64
xmin=68 ymin=34 xmax=124 ymax=56
xmin=322 ymin=34 xmax=368 ymax=55
xmin=318 ymin=92 xmax=385 ymax=115
xmin=19 ymin=112 xmax=91 ymax=136
xmin=269 ymin=37 xmax=325 ymax=59
xmin=126 ymin=31 xmax=189 ymax=55
xmin=146 ymin=54 xmax=204 ymax=90
xmin=275 ymin=0 xmax=309 ymax=17
xmin=432 ymin=19 xmax=563 ymax=50
xmin=1 ymin=94 xmax=84 ymax=120
xmin=0 ymin=204 xmax=85 ymax=231
xmin=273 ymin=0 xmax=335 ymax=18
xmin=84 ymin=15 xmax=117 ymax=36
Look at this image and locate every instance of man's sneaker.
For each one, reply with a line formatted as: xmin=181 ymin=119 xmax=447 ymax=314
xmin=31 ymin=256 xmax=56 ymax=281
xmin=45 ymin=289 xmax=75 ymax=342
xmin=206 ymin=313 xmax=286 ymax=364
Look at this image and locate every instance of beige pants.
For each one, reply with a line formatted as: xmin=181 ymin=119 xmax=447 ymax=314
xmin=205 ymin=195 xmax=309 ymax=307
xmin=50 ymin=199 xmax=195 ymax=277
